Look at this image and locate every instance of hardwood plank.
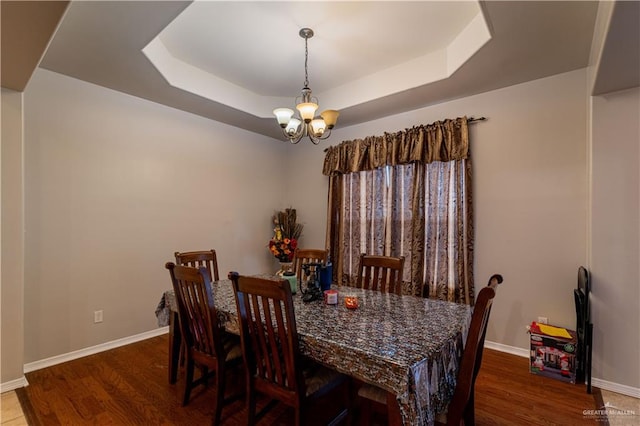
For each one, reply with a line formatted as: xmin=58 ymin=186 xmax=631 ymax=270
xmin=474 ymin=349 xmax=601 ymax=425
xmin=19 ymin=335 xmax=603 ymax=425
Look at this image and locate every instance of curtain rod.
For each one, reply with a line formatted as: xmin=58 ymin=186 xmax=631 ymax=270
xmin=323 ymin=116 xmax=487 ymax=152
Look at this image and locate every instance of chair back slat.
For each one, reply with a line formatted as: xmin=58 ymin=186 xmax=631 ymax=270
xmin=294 ymin=248 xmax=329 ymax=283
xmin=252 ymin=293 xmax=272 ymax=381
xmin=446 ymin=274 xmax=503 ymax=426
xmin=269 ymin=298 xmax=287 ymax=386
xmin=230 ymin=273 xmax=304 ymax=405
xmin=175 ymin=249 xmax=220 ymax=282
xmin=357 ymin=254 xmax=405 ymax=295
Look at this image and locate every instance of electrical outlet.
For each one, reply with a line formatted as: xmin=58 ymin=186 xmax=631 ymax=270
xmin=537 ymin=316 xmax=548 ymax=324
xmin=94 ymin=310 xmax=103 ymax=323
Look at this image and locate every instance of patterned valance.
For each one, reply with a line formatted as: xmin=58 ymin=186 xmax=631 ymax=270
xmin=322 ymin=116 xmax=469 ymax=176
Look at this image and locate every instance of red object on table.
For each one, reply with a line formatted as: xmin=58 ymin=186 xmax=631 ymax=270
xmin=345 ymin=295 xmax=359 ymax=309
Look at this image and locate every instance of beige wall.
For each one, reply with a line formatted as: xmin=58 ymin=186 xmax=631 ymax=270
xmin=591 ymin=87 xmax=640 ymax=390
xmin=1 ymin=88 xmax=26 ymax=386
xmin=22 ymin=69 xmax=287 ymax=362
xmin=289 ymin=69 xmax=589 ymax=353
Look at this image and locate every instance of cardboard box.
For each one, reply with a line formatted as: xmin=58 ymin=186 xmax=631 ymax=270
xmin=529 ymin=322 xmax=578 ymax=384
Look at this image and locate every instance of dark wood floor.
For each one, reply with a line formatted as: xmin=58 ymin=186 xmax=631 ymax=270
xmin=18 ymin=334 xmax=604 ymax=425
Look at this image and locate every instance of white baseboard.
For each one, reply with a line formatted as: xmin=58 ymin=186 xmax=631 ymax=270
xmin=594 ymin=378 xmax=640 ymax=399
xmin=23 ymin=327 xmax=169 ymax=373
xmin=485 ymin=340 xmax=640 ymax=399
xmin=0 ymin=376 xmax=29 ymax=393
xmin=485 ymin=340 xmax=530 ymax=358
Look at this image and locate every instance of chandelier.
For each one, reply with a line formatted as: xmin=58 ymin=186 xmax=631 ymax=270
xmin=273 ymin=28 xmax=339 ymax=145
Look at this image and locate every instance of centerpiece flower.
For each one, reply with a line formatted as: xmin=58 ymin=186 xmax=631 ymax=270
xmin=268 ymin=237 xmax=298 ymax=262
xmin=269 ymin=208 xmax=303 ymax=264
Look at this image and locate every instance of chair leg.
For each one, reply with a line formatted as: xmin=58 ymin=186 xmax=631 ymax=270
xmin=246 ymin=381 xmax=256 ymax=426
xmin=200 ymin=366 xmax=209 ymax=386
xmin=179 ymin=341 xmax=186 ymax=367
xmin=213 ymin=367 xmax=225 ymax=426
xmin=295 ymin=407 xmax=302 ymax=426
xmin=358 ymin=399 xmax=371 ymax=426
xmin=182 ymin=358 xmax=195 ymax=406
xmin=169 ymin=315 xmax=181 ymax=384
xmin=463 ymin=393 xmax=475 ymax=425
xmin=344 ymin=380 xmax=354 ymax=426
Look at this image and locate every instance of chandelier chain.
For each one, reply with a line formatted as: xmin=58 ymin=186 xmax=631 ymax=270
xmin=303 ymin=36 xmax=309 ymax=88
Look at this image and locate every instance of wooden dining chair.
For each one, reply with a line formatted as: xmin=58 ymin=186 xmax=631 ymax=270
xmin=165 ymin=262 xmax=242 ymax=424
xmin=175 ymin=249 xmax=220 ymax=282
xmin=356 ymin=274 xmax=504 ymax=426
xmin=293 ymin=248 xmax=329 ymax=283
xmin=229 ymin=272 xmax=350 ymax=426
xmin=173 ymin=250 xmax=221 ymax=373
xmin=356 ymin=253 xmax=405 ymax=295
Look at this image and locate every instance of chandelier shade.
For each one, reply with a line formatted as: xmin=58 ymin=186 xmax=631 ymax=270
xmin=320 ymin=110 xmax=339 ymax=128
xmin=273 ymin=28 xmax=339 ymax=145
xmin=296 ymin=102 xmax=318 ymax=122
xmin=285 ymin=118 xmax=302 ymax=135
xmin=274 ymin=108 xmax=294 ymax=127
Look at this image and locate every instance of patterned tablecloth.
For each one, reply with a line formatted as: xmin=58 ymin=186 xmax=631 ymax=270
xmin=157 ymin=279 xmax=471 ymax=426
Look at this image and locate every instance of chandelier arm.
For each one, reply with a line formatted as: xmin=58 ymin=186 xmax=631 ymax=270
xmin=289 ymin=134 xmax=304 ymax=144
xmin=307 ymin=124 xmax=331 ymax=144
xmin=281 ymin=125 xmax=304 ymax=144
xmin=317 ymin=128 xmax=332 ymax=140
xmin=283 ymin=121 xmax=331 ymax=145
xmin=307 ymin=133 xmax=321 ymax=145
xmin=309 ymin=127 xmax=331 ymax=142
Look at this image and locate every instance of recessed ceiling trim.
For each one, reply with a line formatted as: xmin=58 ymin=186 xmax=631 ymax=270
xmin=143 ymin=7 xmax=490 ymax=119
xmin=447 ymin=12 xmax=492 ymax=74
xmin=319 ymin=49 xmax=448 ymax=112
xmin=321 ymin=11 xmax=492 ymax=111
xmin=143 ymin=37 xmax=290 ymax=117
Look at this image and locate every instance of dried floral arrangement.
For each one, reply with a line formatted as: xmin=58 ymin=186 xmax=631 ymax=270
xmin=274 ymin=208 xmax=303 ymax=240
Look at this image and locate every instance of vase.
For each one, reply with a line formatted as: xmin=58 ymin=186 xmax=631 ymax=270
xmin=277 ymin=262 xmax=294 ymax=277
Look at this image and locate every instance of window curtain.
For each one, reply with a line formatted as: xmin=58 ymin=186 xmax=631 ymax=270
xmin=324 ymin=117 xmax=475 ymax=304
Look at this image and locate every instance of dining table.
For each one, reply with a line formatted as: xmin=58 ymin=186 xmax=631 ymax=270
xmin=156 ymin=277 xmax=472 ymax=426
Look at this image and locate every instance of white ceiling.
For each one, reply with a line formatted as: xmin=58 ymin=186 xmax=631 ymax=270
xmin=39 ymin=1 xmax=613 ymax=140
xmin=156 ymin=1 xmax=481 ymax=96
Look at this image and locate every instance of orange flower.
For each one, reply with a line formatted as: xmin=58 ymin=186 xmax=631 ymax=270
xmin=268 ymin=237 xmax=298 ymax=262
